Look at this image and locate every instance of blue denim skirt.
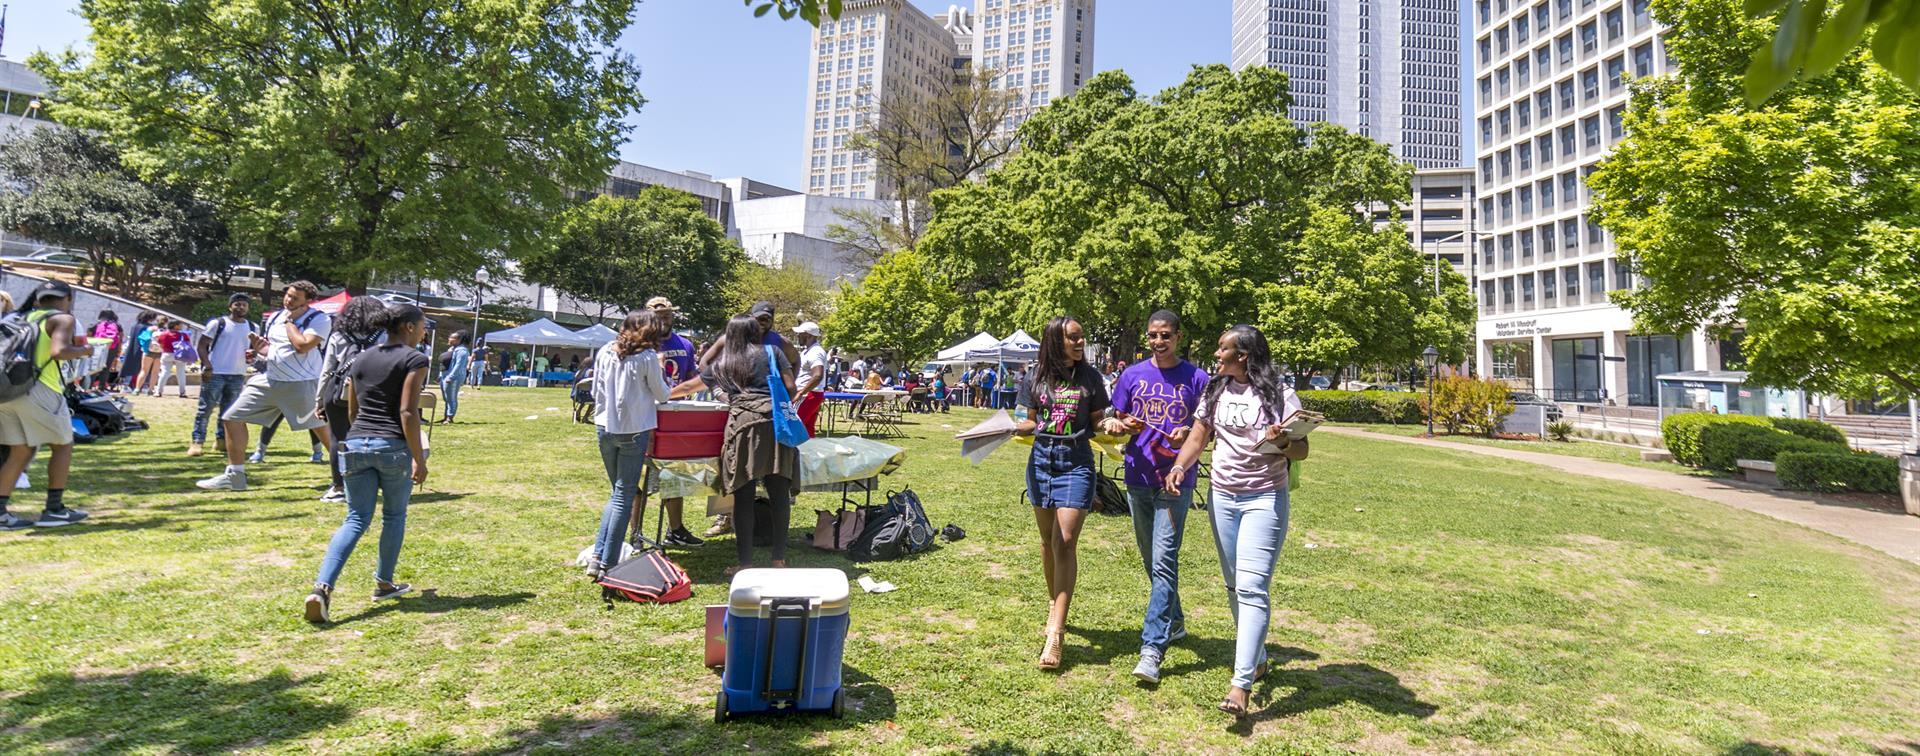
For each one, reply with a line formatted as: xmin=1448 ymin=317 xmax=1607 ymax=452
xmin=1027 ymin=436 xmax=1095 ymax=510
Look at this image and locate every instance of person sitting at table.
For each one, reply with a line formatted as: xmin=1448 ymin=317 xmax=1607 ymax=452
xmin=863 ymin=367 xmax=884 ymax=391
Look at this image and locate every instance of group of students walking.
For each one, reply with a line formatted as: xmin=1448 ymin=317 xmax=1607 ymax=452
xmin=1015 ymin=311 xmax=1308 ymax=718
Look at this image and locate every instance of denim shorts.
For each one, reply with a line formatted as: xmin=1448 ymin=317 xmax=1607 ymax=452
xmin=1027 ymin=436 xmax=1095 ymax=510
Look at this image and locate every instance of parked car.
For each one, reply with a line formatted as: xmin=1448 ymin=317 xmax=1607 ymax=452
xmin=1308 ymin=376 xmax=1332 ymax=391
xmin=1508 ymin=391 xmax=1565 ymax=421
xmin=374 ymin=292 xmax=421 ymax=307
xmin=22 ymin=250 xmax=90 ymax=267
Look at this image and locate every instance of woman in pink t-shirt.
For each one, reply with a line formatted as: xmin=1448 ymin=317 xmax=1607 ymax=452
xmin=1163 ymin=324 xmax=1309 ymax=718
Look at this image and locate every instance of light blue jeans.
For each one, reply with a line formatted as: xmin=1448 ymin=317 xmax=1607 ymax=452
xmin=593 ymin=428 xmax=652 ymax=567
xmin=315 ymin=437 xmax=413 ymax=588
xmin=1209 ymin=486 xmax=1291 ymax=689
xmin=1127 ymin=485 xmax=1191 ymax=652
xmin=440 ymin=375 xmax=464 ymax=419
xmin=192 ymin=373 xmax=246 ymax=443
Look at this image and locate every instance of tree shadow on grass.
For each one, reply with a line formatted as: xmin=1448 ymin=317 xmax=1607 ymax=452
xmin=472 ymin=664 xmax=892 ymax=754
xmin=1726 ymin=741 xmax=1920 ymax=756
xmin=0 ymin=668 xmax=351 ymax=752
xmin=327 ymin=589 xmax=536 ymax=626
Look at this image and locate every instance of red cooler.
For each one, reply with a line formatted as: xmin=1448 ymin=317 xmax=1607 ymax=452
xmin=654 ymin=401 xmax=727 ymax=460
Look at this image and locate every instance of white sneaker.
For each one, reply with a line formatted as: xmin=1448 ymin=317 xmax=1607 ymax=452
xmin=195 ymin=470 xmax=248 ymax=491
xmin=15 ymin=473 xmax=29 ymax=490
xmin=319 ymin=486 xmax=345 ymax=503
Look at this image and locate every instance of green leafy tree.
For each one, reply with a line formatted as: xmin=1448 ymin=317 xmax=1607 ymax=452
xmin=521 ymin=190 xmax=743 ymax=329
xmin=0 ymin=127 xmax=234 ymax=294
xmin=1741 ymin=0 xmax=1920 ymax=102
xmin=916 ymin=65 xmax=1473 ymax=369
xmin=823 ymin=249 xmax=961 ymax=365
xmin=32 ymin=0 xmax=646 ymax=293
xmin=1590 ymin=0 xmax=1920 ymax=399
xmin=723 ymin=261 xmax=833 ymax=336
xmin=743 ymin=0 xmax=842 ymax=25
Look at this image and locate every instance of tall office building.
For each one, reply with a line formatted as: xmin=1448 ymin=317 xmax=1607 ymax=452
xmin=1470 ymin=0 xmax=1707 ymax=407
xmin=971 ymin=0 xmax=1097 ymax=127
xmin=1230 ymin=0 xmax=1462 ymax=169
xmin=803 ymin=1 xmax=1096 ymax=200
xmin=802 ymin=1 xmax=958 ymax=199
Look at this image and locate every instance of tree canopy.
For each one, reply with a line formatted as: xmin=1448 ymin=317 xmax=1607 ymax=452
xmin=723 ymin=261 xmax=833 ymax=337
xmin=32 ymin=0 xmax=646 ymax=293
xmin=915 ymin=65 xmax=1473 ymax=371
xmin=824 ymin=249 xmax=961 ymax=364
xmin=1742 ymin=0 xmax=1920 ymax=102
xmin=521 ymin=189 xmax=742 ymax=331
xmin=1591 ymin=0 xmax=1920 ymax=398
xmin=0 ymin=127 xmax=233 ymax=294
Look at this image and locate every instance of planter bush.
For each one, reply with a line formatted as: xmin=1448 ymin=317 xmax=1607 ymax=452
xmin=1661 ymin=413 xmax=1771 ymax=467
xmin=1767 ymin=417 xmax=1847 ymax=446
xmin=1776 ymin=451 xmax=1899 ymax=494
xmin=1418 ymin=377 xmax=1514 ymax=437
xmin=1697 ymin=423 xmax=1846 ymax=473
xmin=1299 ymin=390 xmax=1420 ymax=424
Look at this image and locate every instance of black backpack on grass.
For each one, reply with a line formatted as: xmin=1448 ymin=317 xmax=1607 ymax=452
xmin=848 ymin=487 xmax=935 ymax=562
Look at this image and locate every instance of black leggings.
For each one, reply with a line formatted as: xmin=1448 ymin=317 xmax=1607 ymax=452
xmin=732 ymin=475 xmax=793 ymax=566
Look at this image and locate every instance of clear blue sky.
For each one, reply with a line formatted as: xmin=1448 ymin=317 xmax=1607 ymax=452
xmin=5 ymin=0 xmax=1476 ymax=191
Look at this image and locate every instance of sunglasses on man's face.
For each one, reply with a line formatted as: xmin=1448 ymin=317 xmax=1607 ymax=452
xmin=1145 ymin=332 xmax=1175 ymax=341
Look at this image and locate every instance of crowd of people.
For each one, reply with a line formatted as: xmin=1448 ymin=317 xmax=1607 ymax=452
xmin=3 ymin=277 xmax=1311 ymax=719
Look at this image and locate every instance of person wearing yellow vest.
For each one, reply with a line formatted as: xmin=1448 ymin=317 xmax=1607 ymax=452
xmin=0 ymin=281 xmax=95 ymax=530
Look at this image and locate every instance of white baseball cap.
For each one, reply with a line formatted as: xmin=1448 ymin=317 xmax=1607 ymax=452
xmin=794 ymin=321 xmax=823 ymax=336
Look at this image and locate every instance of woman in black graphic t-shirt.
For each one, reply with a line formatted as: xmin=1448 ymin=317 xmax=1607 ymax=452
xmin=1013 ymin=316 xmax=1111 ymax=671
xmin=303 ymin=303 xmax=430 ymax=625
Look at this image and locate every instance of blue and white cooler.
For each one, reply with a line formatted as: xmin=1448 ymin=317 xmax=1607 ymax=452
xmin=715 ymin=568 xmax=850 ymax=722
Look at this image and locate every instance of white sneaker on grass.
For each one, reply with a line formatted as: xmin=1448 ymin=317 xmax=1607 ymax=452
xmin=196 ymin=470 xmax=248 ymax=491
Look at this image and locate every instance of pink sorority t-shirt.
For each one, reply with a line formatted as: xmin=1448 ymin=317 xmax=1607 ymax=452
xmin=1194 ymin=378 xmax=1303 ymax=495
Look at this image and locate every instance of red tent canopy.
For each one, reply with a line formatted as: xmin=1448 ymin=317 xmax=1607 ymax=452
xmin=310 ymin=292 xmax=351 ymax=315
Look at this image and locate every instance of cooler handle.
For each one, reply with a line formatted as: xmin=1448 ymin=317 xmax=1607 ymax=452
xmin=760 ymin=597 xmax=816 ymax=703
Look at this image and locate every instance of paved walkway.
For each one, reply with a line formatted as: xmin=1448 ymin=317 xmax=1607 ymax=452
xmin=1324 ymin=426 xmax=1920 ymax=565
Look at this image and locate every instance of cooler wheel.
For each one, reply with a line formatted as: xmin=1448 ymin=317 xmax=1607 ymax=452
xmin=714 ymin=690 xmax=729 ymax=724
xmin=832 ymin=688 xmax=846 ymax=719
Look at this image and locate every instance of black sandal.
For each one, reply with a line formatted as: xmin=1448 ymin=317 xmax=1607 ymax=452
xmin=1218 ymin=692 xmax=1249 ymax=718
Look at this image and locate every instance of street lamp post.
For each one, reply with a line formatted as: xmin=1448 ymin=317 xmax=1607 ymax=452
xmin=1423 ymin=345 xmax=1441 ymax=437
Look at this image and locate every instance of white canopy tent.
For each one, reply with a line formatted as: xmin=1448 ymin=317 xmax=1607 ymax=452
xmin=966 ymin=329 xmax=1041 ymax=363
xmin=935 ymin=332 xmax=1001 ymax=362
xmin=572 ymin=324 xmax=619 ymax=349
xmin=485 ymin=318 xmax=596 ymax=348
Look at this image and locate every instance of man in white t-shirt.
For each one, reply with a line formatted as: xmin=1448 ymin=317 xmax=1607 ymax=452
xmin=196 ymin=281 xmax=334 ymax=492
xmin=188 ymin=293 xmax=255 ymax=457
xmin=793 ymin=321 xmax=828 ymax=436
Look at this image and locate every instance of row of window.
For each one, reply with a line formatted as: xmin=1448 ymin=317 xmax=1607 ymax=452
xmin=1480 ymin=260 xmax=1640 ymax=316
xmin=1479 ymin=37 xmax=1657 ymax=113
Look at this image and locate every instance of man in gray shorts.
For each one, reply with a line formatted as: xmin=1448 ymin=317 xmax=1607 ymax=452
xmin=0 ymin=281 xmax=96 ymax=529
xmin=197 ymin=280 xmax=334 ymax=492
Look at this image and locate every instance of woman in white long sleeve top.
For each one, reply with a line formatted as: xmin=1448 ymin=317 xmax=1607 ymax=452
xmin=585 ymin=310 xmax=672 ymax=579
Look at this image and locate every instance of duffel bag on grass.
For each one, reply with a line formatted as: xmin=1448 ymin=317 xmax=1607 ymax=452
xmin=598 ymin=549 xmax=693 ymax=604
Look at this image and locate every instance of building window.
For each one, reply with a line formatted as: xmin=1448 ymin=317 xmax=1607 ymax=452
xmin=1551 ymin=336 xmax=1603 ymax=402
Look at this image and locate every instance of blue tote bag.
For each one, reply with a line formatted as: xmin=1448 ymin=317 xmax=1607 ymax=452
xmin=766 ymin=345 xmax=810 ymax=447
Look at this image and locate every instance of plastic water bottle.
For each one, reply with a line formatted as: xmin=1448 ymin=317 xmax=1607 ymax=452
xmin=1013 ymin=406 xmax=1028 ymax=422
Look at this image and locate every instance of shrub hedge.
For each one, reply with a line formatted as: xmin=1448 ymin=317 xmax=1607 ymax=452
xmin=1776 ymin=451 xmax=1900 ymax=494
xmin=1660 ymin=413 xmax=1771 ymax=467
xmin=1696 ymin=423 xmax=1845 ymax=473
xmin=1767 ymin=417 xmax=1848 ymax=446
xmin=1299 ymin=390 xmax=1421 ymax=424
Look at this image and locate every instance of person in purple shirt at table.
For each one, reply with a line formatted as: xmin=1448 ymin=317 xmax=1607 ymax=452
xmin=639 ymin=296 xmax=708 ymax=547
xmin=1101 ymin=310 xmax=1210 ymax=685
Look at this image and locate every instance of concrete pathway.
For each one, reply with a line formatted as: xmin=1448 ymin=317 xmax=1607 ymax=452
xmin=1324 ymin=426 xmax=1920 ymax=565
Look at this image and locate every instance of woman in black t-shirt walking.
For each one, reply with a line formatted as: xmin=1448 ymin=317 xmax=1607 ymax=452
xmin=304 ymin=303 xmax=431 ymax=624
xmin=1013 ymin=316 xmax=1112 ymax=670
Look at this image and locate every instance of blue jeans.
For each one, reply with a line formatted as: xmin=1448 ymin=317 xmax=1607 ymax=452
xmin=1128 ymin=485 xmax=1191 ymax=651
xmin=1209 ymin=487 xmax=1290 ymax=689
xmin=192 ymin=373 xmax=246 ymax=443
xmin=315 ymin=437 xmax=414 ymax=588
xmin=1025 ymin=437 xmax=1095 ymax=509
xmin=440 ymin=376 xmax=464 ymax=419
xmin=593 ymin=428 xmax=652 ymax=567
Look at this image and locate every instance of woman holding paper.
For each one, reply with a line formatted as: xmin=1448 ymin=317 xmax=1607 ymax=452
xmin=1163 ymin=324 xmax=1309 ymax=717
xmin=1013 ymin=316 xmax=1112 ymax=670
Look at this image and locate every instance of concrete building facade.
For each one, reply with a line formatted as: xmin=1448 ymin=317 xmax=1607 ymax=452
xmin=970 ymin=0 xmax=1098 ymax=129
xmin=1469 ymin=0 xmax=1700 ymax=406
xmin=1373 ymin=167 xmax=1477 ymax=285
xmin=1231 ymin=0 xmax=1463 ymax=169
xmin=802 ymin=0 xmax=959 ymax=200
xmin=732 ymin=192 xmax=897 ymax=283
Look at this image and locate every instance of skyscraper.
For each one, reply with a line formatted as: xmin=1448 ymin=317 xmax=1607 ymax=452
xmin=803 ymin=1 xmax=1097 ymax=200
xmin=802 ymin=1 xmax=958 ymax=200
xmin=1469 ymin=0 xmax=1705 ymax=408
xmin=1230 ymin=0 xmax=1462 ymax=169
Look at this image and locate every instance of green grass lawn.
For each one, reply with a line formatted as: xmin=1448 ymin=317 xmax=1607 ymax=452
xmin=3 ymin=389 xmax=1919 ymax=754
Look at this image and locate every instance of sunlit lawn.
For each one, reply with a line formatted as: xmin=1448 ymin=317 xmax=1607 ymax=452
xmin=2 ymin=388 xmax=1918 ymax=753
